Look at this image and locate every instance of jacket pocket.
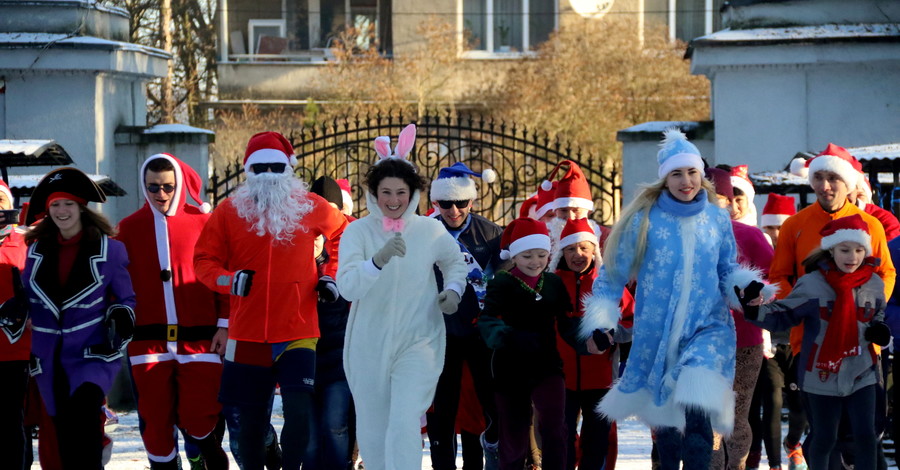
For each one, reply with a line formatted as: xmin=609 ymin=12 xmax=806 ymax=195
xmin=84 ymin=343 xmax=123 ymax=362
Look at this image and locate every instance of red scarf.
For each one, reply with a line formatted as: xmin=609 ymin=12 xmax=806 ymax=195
xmin=816 ymin=259 xmax=876 ymax=373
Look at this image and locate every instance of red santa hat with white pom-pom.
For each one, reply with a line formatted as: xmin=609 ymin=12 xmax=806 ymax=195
xmin=499 ymin=217 xmax=551 ymax=260
xmin=760 ymin=193 xmax=796 ymax=228
xmin=244 ymin=131 xmax=297 ymax=174
xmin=790 ymin=143 xmax=861 ymax=191
xmin=548 ymin=217 xmax=602 ymax=271
xmin=819 ymin=214 xmax=871 ymax=256
xmin=542 ymin=160 xmax=594 ymax=211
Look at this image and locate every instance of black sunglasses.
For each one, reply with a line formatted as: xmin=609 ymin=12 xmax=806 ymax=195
xmin=437 ymin=200 xmax=470 ymax=210
xmin=147 ymin=183 xmax=176 ymax=194
xmin=251 ymin=163 xmax=287 ymax=174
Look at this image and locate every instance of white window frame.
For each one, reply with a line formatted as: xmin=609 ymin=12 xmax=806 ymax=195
xmin=457 ymin=0 xmax=557 ymax=59
xmin=248 ymin=19 xmax=286 ymax=55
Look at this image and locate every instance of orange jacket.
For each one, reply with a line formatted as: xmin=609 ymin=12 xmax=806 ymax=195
xmin=769 ymin=201 xmax=895 ymax=354
xmin=194 ymin=194 xmax=347 ymax=343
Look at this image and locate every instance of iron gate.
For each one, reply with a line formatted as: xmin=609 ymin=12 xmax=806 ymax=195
xmin=209 ymin=112 xmax=622 ymax=226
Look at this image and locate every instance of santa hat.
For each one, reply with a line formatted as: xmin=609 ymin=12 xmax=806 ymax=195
xmin=374 ymin=124 xmax=417 ymax=166
xmin=535 ymin=181 xmax=557 ymax=219
xmin=27 ymin=167 xmax=106 ymax=225
xmin=704 ymin=167 xmax=734 ymax=200
xmin=760 ymin=193 xmax=796 ymax=227
xmin=729 ymin=165 xmax=755 ymax=199
xmin=336 ymin=178 xmax=353 ymax=213
xmin=549 ymin=217 xmax=601 ymax=271
xmin=244 ymin=131 xmax=297 ymax=174
xmin=430 ymin=162 xmax=497 ymax=201
xmin=519 ymin=193 xmax=539 ymax=219
xmin=819 ymin=214 xmax=871 ymax=255
xmin=499 ymin=217 xmax=551 ymax=260
xmin=542 ymin=160 xmax=594 ymax=211
xmin=793 ymin=143 xmax=861 ymax=190
xmin=657 ymin=128 xmax=703 ymax=179
xmin=142 ymin=153 xmax=211 ymax=216
xmin=0 ymin=179 xmax=12 ymax=204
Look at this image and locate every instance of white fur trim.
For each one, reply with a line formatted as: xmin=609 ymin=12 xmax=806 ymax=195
xmin=578 ymin=295 xmax=619 ymax=338
xmin=558 ymin=231 xmax=598 ymax=250
xmin=536 ymin=201 xmax=556 ymax=218
xmin=508 ymin=234 xmax=551 ymax=258
xmin=541 ymin=180 xmax=553 ymax=191
xmin=724 ymin=265 xmax=779 ymax=311
xmin=430 ymin=177 xmax=476 ymax=202
xmin=730 ymin=176 xmax=755 ymax=199
xmin=807 ymin=154 xmax=858 ymax=190
xmin=481 ymin=168 xmax=497 ymax=184
xmin=598 ymin=387 xmax=687 ymax=431
xmin=245 ymin=148 xmax=291 ymax=173
xmin=790 ymin=157 xmax=809 ymax=177
xmin=760 ymin=213 xmax=789 ymax=227
xmin=821 ymin=229 xmax=872 ymax=255
xmin=658 ymin=152 xmax=704 ymax=179
xmin=500 ymin=249 xmax=511 ymax=260
xmin=672 ymin=366 xmax=736 ymax=435
xmin=200 ymin=202 xmax=211 ymax=213
xmin=554 ymin=196 xmax=594 ymax=211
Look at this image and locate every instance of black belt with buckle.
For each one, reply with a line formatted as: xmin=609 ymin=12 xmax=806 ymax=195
xmin=132 ymin=324 xmax=218 ymax=342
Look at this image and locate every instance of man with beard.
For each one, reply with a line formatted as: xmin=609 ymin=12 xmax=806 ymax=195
xmin=195 ymin=131 xmax=348 ymax=470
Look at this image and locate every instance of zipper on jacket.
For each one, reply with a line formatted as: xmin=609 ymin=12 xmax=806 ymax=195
xmin=575 ymin=275 xmax=582 ymax=392
xmin=265 ymin=243 xmax=272 ymax=339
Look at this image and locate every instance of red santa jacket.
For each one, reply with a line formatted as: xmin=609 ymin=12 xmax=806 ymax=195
xmin=555 ymin=262 xmax=634 ymax=391
xmin=865 ymin=203 xmax=900 ymax=241
xmin=117 ymin=157 xmax=228 ymax=361
xmin=194 ymin=193 xmax=347 ymax=343
xmin=0 ymin=229 xmax=29 ymax=362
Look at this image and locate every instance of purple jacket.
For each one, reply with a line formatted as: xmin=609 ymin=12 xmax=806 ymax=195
xmin=732 ymin=221 xmax=774 ymax=348
xmin=24 ymin=235 xmax=135 ymax=416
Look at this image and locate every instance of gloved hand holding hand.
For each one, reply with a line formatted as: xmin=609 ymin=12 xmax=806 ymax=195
xmin=588 ymin=329 xmax=614 ymax=354
xmin=372 ymin=232 xmax=406 ymax=269
xmin=864 ymin=321 xmax=891 ymax=347
xmin=317 ymin=275 xmax=340 ymax=303
xmin=107 ymin=306 xmax=134 ymax=342
xmin=734 ymin=280 xmax=765 ymax=320
xmin=437 ymin=289 xmax=461 ymax=314
xmin=231 ymin=270 xmax=255 ymax=297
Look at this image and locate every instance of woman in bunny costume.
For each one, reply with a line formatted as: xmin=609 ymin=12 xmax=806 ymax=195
xmin=337 ymin=124 xmax=468 ymax=470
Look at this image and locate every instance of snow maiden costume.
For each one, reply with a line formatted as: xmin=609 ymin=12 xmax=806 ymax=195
xmin=337 ymin=124 xmax=468 ymax=470
xmin=580 ymin=130 xmax=774 ymax=469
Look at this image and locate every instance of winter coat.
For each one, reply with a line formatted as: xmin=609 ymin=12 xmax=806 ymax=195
xmin=0 ymin=229 xmax=29 ymax=361
xmin=434 ymin=212 xmax=503 ymax=337
xmin=882 ymin=237 xmax=900 ymax=341
xmin=581 ymin=190 xmax=770 ymax=434
xmin=24 ymin=234 xmax=136 ymax=416
xmin=478 ymin=270 xmax=582 ymax=392
xmin=194 ymin=191 xmax=348 ymax=343
xmin=748 ymin=267 xmax=885 ymax=397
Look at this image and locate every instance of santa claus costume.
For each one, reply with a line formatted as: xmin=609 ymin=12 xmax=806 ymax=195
xmin=117 ymin=153 xmax=229 ymax=469
xmin=194 ymin=131 xmax=348 ymax=470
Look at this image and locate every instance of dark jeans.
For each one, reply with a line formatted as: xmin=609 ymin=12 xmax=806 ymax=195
xmin=805 ymin=385 xmax=877 ymax=470
xmin=655 ymin=408 xmax=713 ymax=470
xmin=53 ymin=382 xmax=105 ymax=470
xmin=563 ymin=388 xmax=609 ymax=470
xmin=749 ymin=345 xmax=788 ymax=467
xmin=495 ymin=374 xmax=567 ymax=470
xmin=427 ymin=334 xmax=498 ymax=470
xmin=0 ymin=360 xmax=29 ymax=470
xmin=222 ymin=396 xmax=280 ymax=469
xmin=305 ymin=379 xmax=354 ymax=470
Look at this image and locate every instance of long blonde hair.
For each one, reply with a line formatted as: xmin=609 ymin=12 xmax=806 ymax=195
xmin=603 ymin=177 xmax=716 ymax=282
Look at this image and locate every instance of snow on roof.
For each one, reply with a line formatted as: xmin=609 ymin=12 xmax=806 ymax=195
xmin=22 ymin=0 xmax=128 ymax=15
xmin=752 ymin=143 xmax=900 ymax=188
xmin=144 ymin=124 xmax=215 ymax=135
xmin=619 ymin=121 xmax=705 ymax=133
xmin=7 ymin=174 xmax=125 ymax=196
xmin=0 ymin=140 xmax=57 ymax=157
xmin=694 ymin=23 xmax=900 ymax=44
xmin=0 ymin=140 xmax=74 ymax=167
xmin=0 ymin=32 xmax=169 ymax=58
xmin=847 ymin=143 xmax=900 ymax=161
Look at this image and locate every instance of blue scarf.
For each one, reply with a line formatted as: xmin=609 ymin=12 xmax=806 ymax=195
xmin=656 ymin=189 xmax=708 ymax=217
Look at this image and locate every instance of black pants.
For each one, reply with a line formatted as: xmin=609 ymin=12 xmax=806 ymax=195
xmin=563 ymin=388 xmax=609 ymax=470
xmin=748 ymin=345 xmax=788 ymax=467
xmin=806 ymin=385 xmax=878 ymax=470
xmin=53 ymin=382 xmax=105 ymax=470
xmin=0 ymin=360 xmax=29 ymax=470
xmin=426 ymin=334 xmax=498 ymax=470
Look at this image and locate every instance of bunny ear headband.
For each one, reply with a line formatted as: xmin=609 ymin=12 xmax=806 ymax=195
xmin=374 ymin=123 xmax=417 ymax=166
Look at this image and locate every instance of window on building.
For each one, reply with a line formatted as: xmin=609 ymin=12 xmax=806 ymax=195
xmin=462 ymin=0 xmax=556 ymax=54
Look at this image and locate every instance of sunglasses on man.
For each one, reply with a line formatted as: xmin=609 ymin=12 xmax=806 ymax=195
xmin=147 ymin=183 xmax=176 ymax=194
xmin=251 ymin=163 xmax=287 ymax=174
xmin=437 ymin=200 xmax=470 ymax=210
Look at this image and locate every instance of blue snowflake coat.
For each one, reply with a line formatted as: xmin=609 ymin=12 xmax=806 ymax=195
xmin=583 ymin=190 xmax=763 ymax=434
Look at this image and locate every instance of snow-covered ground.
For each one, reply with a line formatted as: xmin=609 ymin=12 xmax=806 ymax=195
xmin=27 ymin=395 xmax=898 ymax=469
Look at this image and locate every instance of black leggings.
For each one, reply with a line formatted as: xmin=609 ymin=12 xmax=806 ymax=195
xmin=805 ymin=385 xmax=877 ymax=470
xmin=0 ymin=360 xmax=29 ymax=470
xmin=52 ymin=382 xmax=105 ymax=470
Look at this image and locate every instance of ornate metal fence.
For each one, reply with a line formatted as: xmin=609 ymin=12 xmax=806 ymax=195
xmin=209 ymin=112 xmax=622 ymax=226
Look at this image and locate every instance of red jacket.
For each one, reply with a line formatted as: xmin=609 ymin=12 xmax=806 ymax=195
xmin=194 ymin=194 xmax=347 ymax=343
xmin=865 ymin=203 xmax=900 ymax=241
xmin=555 ymin=262 xmax=634 ymax=391
xmin=0 ymin=229 xmax=29 ymax=362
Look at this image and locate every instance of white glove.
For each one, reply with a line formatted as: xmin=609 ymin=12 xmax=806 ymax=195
xmin=437 ymin=289 xmax=461 ymax=314
xmin=373 ymin=232 xmax=406 ymax=268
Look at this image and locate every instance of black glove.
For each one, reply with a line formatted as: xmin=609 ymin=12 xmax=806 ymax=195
xmin=591 ymin=329 xmax=614 ymax=353
xmin=734 ymin=280 xmax=764 ymax=320
xmin=316 ymin=275 xmax=339 ymax=303
xmin=107 ymin=306 xmax=134 ymax=343
xmin=231 ymin=270 xmax=255 ymax=297
xmin=864 ymin=321 xmax=891 ymax=347
xmin=506 ymin=330 xmax=541 ymax=351
xmin=0 ymin=267 xmax=29 ymax=329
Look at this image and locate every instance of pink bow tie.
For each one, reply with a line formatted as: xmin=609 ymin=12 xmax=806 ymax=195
xmin=382 ymin=217 xmax=405 ymax=232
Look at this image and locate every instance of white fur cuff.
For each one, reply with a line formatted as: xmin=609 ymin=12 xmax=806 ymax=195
xmin=673 ymin=366 xmax=736 ymax=436
xmin=578 ymin=294 xmax=620 ymax=339
xmin=725 ymin=265 xmax=778 ymax=311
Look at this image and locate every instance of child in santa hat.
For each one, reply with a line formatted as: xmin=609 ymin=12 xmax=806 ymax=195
xmin=739 ymin=214 xmax=889 ymax=470
xmin=542 ymin=160 xmax=609 ymax=261
xmin=760 ymin=193 xmax=796 ymax=247
xmin=477 ymin=217 xmax=593 ymax=470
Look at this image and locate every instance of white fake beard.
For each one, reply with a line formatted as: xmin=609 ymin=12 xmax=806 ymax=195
xmin=233 ymin=172 xmax=313 ymax=243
